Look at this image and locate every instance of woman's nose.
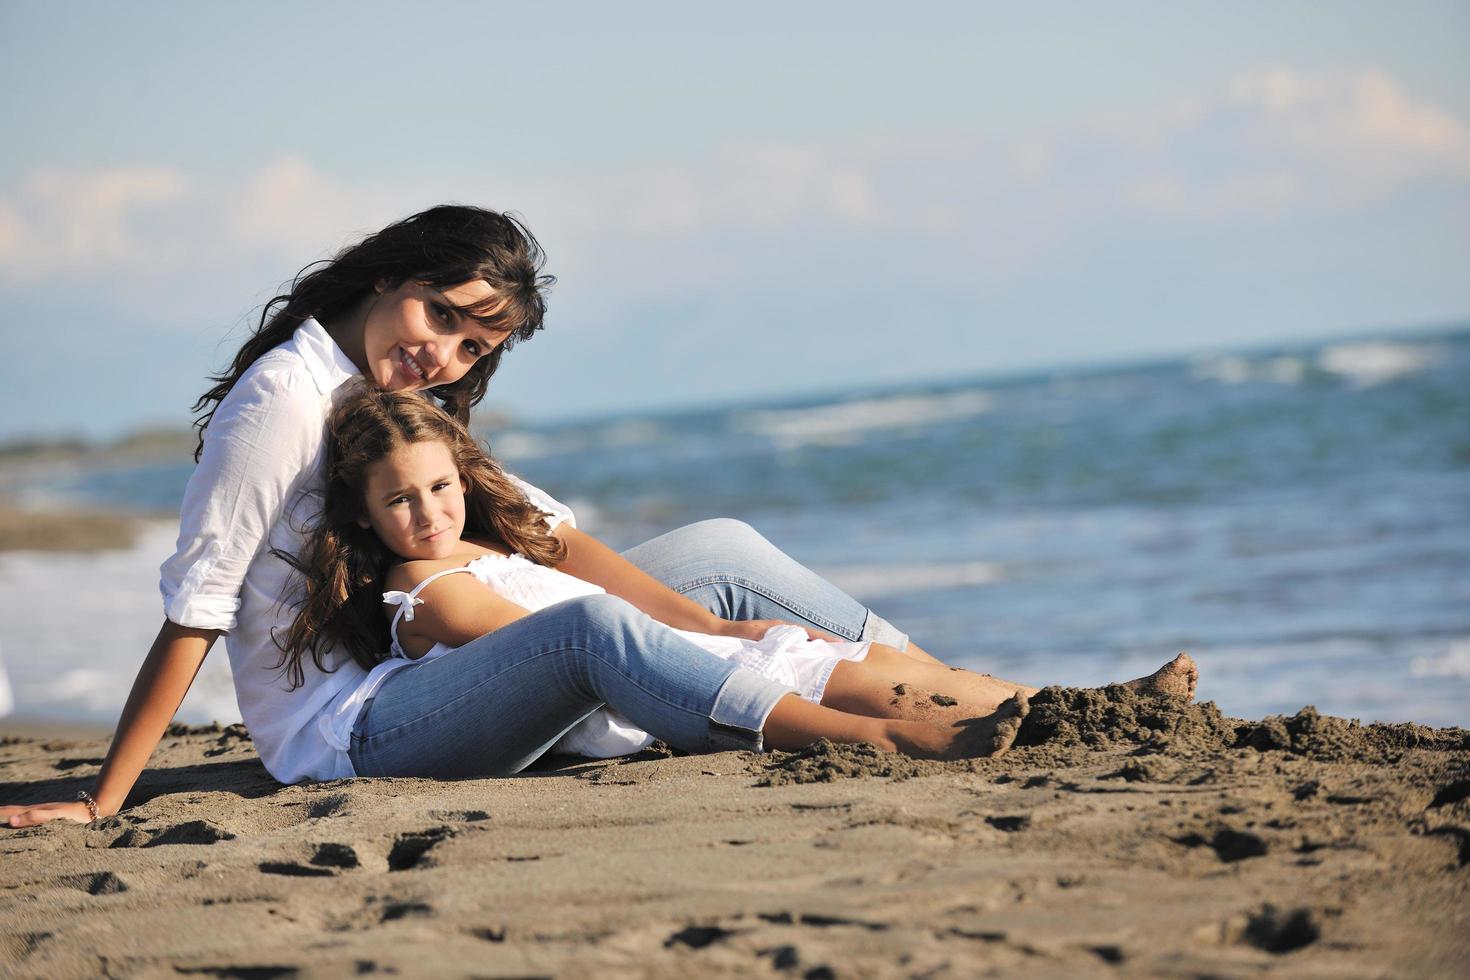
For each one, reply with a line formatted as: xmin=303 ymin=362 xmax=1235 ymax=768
xmin=422 ymin=342 xmax=452 ymax=372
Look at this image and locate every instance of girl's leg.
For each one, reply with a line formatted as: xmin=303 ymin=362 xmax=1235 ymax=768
xmin=350 ymin=594 xmax=788 ymax=778
xmin=349 ymin=595 xmax=1020 ymax=779
xmin=620 ymin=519 xmax=942 ymax=662
xmin=762 ymin=688 xmax=1029 ymax=760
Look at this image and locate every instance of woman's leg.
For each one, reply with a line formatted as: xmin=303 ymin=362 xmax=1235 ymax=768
xmin=822 ymin=647 xmax=1200 ymax=722
xmin=620 ymin=518 xmax=937 ymax=658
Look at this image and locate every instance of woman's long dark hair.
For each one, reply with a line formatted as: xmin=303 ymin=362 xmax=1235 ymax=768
xmin=273 ymin=382 xmax=568 ymax=689
xmin=192 ymin=205 xmax=554 ymax=460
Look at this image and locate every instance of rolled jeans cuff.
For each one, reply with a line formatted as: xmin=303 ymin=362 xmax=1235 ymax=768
xmin=860 ymin=611 xmax=909 ymax=651
xmin=708 ymin=667 xmax=793 ymax=752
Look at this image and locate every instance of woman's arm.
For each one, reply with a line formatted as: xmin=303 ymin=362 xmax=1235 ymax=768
xmin=553 ymin=526 xmax=829 ymax=641
xmin=555 ymin=527 xmax=723 ymax=631
xmin=1 ymin=620 xmax=217 ymax=827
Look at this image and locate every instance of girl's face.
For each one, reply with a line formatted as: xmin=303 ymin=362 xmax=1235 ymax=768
xmin=359 ymin=440 xmax=467 ymax=561
xmin=358 ymin=279 xmax=514 ymax=392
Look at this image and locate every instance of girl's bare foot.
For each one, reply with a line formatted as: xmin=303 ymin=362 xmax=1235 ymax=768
xmin=1121 ymin=652 xmax=1198 ymax=700
xmin=884 ymin=692 xmax=1030 ymax=760
xmin=948 ymin=691 xmax=1029 ymax=759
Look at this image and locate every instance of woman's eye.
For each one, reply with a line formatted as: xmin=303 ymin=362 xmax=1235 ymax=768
xmin=463 ymin=339 xmax=482 ymax=357
xmin=430 ymin=302 xmax=451 ymax=323
xmin=432 ymin=482 xmax=451 ymax=492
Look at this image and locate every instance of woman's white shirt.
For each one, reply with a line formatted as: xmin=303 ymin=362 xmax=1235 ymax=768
xmin=158 ymin=318 xmax=573 ymax=783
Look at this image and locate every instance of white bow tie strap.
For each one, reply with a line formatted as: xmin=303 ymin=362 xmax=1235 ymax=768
xmin=382 ymin=591 xmax=424 ymax=622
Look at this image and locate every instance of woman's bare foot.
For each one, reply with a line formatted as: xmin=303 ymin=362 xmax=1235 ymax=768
xmin=883 ymin=692 xmax=1030 ymax=760
xmin=1121 ymin=652 xmax=1198 ymax=701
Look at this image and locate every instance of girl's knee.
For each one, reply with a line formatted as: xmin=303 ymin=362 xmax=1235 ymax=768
xmin=559 ymin=594 xmax=644 ymax=633
xmin=862 ymin=643 xmax=908 ymax=674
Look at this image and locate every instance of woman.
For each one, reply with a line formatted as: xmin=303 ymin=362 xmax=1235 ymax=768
xmin=2 ymin=205 xmax=1194 ymax=826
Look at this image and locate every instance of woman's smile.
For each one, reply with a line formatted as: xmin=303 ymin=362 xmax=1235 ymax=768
xmin=395 ymin=345 xmax=431 ymax=385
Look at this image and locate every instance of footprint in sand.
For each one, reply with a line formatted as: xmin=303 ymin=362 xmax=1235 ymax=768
xmin=258 ymin=861 xmax=335 ymax=878
xmin=664 ymin=924 xmax=739 ymax=949
xmin=108 ymin=819 xmax=236 ymax=849
xmin=305 ymin=793 xmax=353 ymax=819
xmin=984 ymin=814 xmax=1032 ymax=833
xmin=380 ymin=901 xmax=434 ymax=922
xmin=1172 ymin=826 xmax=1269 ymax=863
xmin=310 ymin=842 xmax=361 ymax=869
xmin=55 ymin=870 xmax=128 ymax=895
xmin=387 ymin=827 xmax=455 ymax=871
xmin=0 ymin=931 xmax=53 ymax=966
xmin=1201 ymin=904 xmax=1323 ymax=954
xmin=425 ymin=809 xmax=490 ymax=822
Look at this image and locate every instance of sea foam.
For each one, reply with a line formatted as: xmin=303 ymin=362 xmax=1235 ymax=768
xmin=736 ymin=390 xmax=993 ymax=449
xmin=0 ymin=522 xmax=240 ymax=725
xmin=1317 ymin=341 xmax=1438 ymax=386
xmin=818 ymin=560 xmax=1005 ymax=600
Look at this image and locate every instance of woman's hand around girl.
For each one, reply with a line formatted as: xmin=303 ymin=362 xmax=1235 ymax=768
xmin=709 ymin=618 xmax=834 ymax=643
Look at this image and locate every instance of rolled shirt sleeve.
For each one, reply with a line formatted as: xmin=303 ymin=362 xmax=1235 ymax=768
xmin=160 ymin=367 xmax=325 ymax=632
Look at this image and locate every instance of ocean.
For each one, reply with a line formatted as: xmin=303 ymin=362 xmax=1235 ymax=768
xmin=3 ymin=329 xmax=1467 ymax=728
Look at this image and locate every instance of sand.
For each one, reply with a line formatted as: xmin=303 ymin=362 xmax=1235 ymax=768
xmin=0 ymin=509 xmax=141 ymax=553
xmin=2 ymin=688 xmax=1468 ymax=977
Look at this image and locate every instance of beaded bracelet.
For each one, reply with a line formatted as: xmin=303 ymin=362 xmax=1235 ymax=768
xmin=76 ymin=790 xmax=100 ymax=823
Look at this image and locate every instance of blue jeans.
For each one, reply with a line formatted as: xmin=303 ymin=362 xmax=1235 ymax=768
xmin=621 ymin=519 xmax=908 ymax=649
xmin=348 ymin=520 xmax=907 ymax=777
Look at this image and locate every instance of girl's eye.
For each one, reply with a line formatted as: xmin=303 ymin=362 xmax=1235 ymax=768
xmin=430 ymin=301 xmax=452 ymax=323
xmin=432 ymin=481 xmax=451 ymax=492
xmin=463 ymin=339 xmax=482 ymax=358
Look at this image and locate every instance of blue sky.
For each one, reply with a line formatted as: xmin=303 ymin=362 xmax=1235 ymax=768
xmin=1 ymin=1 xmax=1467 ymax=439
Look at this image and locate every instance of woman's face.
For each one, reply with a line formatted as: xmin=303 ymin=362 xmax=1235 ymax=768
xmin=358 ymin=279 xmax=514 ymax=392
xmin=358 ymin=439 xmax=467 ymax=562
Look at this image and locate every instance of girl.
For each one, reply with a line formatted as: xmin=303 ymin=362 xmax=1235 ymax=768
xmin=2 ymin=204 xmax=1194 ymax=827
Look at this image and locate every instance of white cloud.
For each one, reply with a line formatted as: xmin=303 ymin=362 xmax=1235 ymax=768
xmin=0 ymin=166 xmax=191 ymax=279
xmin=1124 ymin=67 xmax=1470 ymax=217
xmin=0 ymin=66 xmax=1464 ymax=298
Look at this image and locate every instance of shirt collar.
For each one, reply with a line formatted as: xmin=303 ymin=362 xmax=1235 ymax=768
xmin=294 ymin=317 xmax=362 ymax=394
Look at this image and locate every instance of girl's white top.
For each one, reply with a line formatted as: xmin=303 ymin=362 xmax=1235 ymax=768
xmin=158 ymin=318 xmax=574 ymax=784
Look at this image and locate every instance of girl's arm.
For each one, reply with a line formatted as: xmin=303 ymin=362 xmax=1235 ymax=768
xmin=1 ymin=620 xmax=217 ymax=827
xmin=552 ymin=526 xmax=830 ymax=641
xmin=394 ymin=571 xmax=535 ymax=653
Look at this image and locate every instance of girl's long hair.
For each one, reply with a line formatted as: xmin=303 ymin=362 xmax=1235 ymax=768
xmin=272 ymin=382 xmax=567 ymax=689
xmin=193 ymin=204 xmax=554 ymax=460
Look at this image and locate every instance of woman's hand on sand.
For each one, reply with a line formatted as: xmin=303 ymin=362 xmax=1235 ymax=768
xmin=713 ymin=618 xmax=834 ymax=643
xmin=1 ymin=801 xmax=95 ymax=828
